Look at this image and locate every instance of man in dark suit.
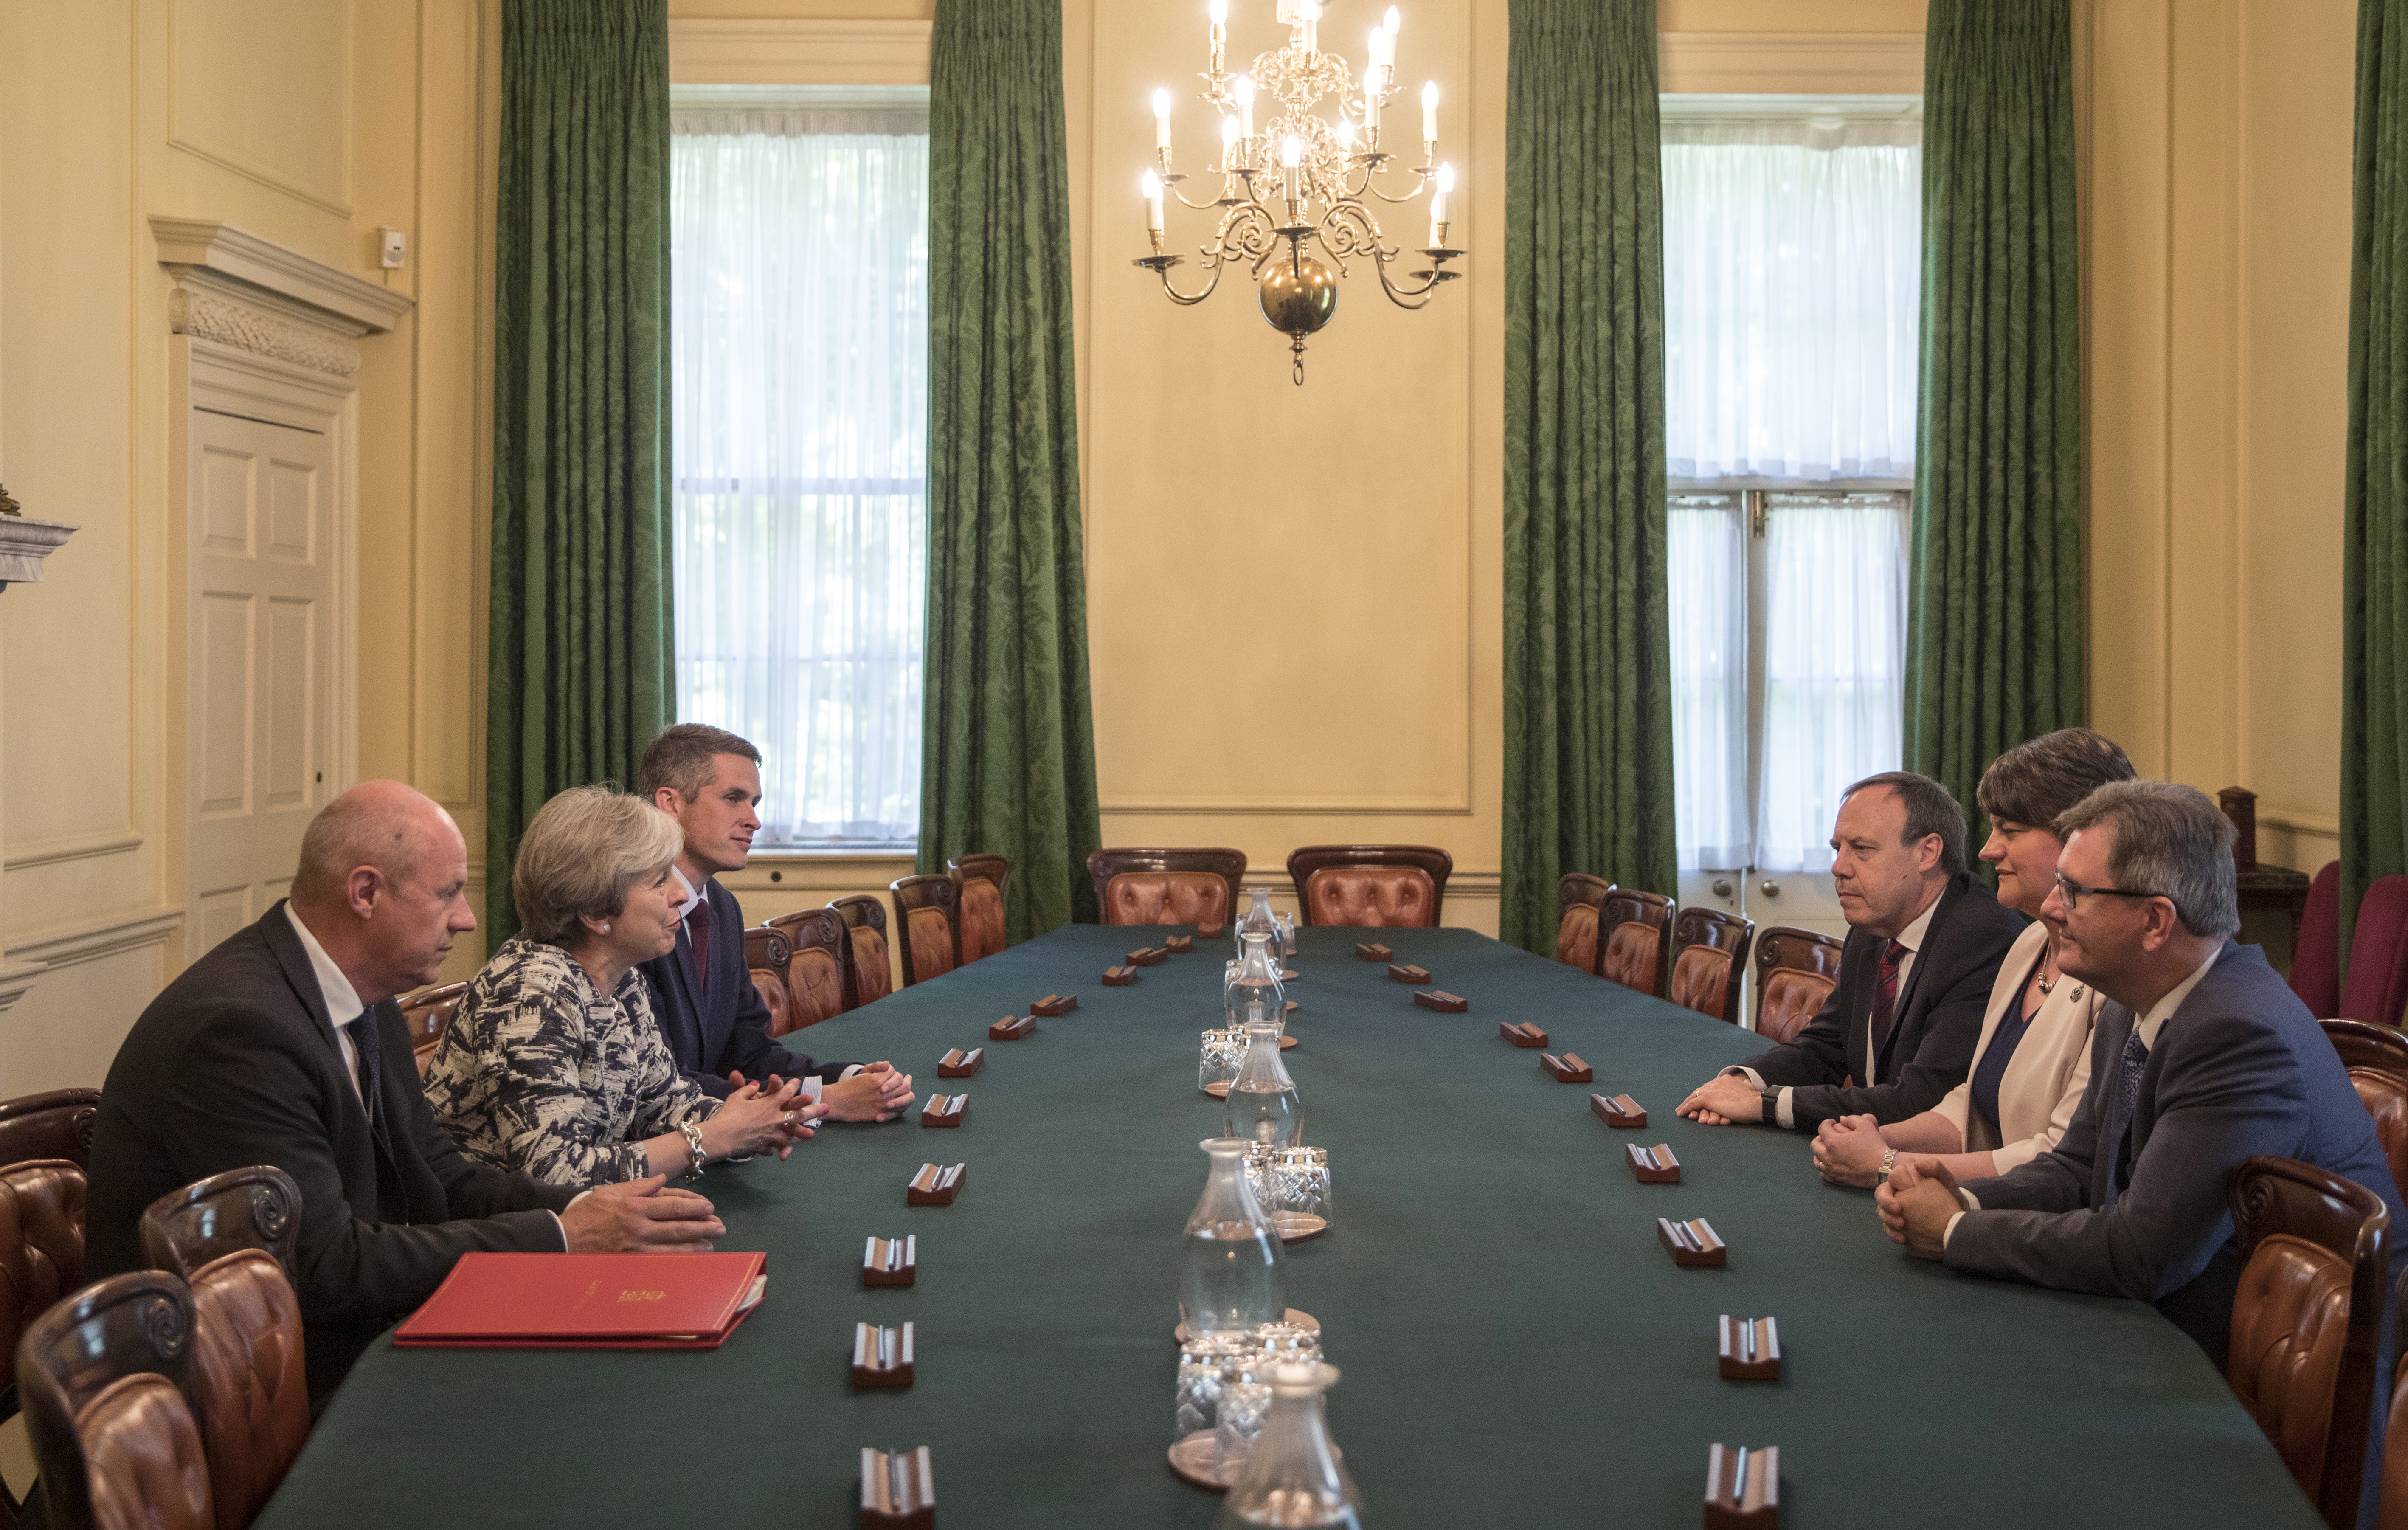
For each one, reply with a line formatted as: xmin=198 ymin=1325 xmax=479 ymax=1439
xmin=1678 ymin=771 xmax=2025 ymax=1133
xmin=87 ymin=781 xmax=728 ymax=1401
xmin=636 ymin=725 xmax=913 ymax=1120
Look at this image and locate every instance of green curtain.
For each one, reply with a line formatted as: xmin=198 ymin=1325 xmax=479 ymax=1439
xmin=1903 ymin=0 xmax=2083 ymax=857
xmin=1500 ymin=0 xmax=1677 ymax=954
xmin=917 ymin=0 xmax=1103 ymax=939
xmin=486 ymin=0 xmax=673 ymax=943
xmin=2343 ymin=0 xmax=2408 ymax=969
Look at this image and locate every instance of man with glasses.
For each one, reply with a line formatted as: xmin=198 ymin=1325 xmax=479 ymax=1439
xmin=1879 ymin=781 xmax=2406 ymax=1380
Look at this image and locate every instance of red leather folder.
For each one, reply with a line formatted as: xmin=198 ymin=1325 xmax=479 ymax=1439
xmin=393 ymin=1252 xmax=768 ymax=1350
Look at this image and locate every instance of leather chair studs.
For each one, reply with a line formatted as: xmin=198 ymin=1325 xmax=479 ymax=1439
xmin=1753 ymin=927 xmax=1846 ymax=1046
xmin=1087 ymin=848 xmax=1248 ymax=929
xmin=1285 ymin=845 xmax=1452 ymax=929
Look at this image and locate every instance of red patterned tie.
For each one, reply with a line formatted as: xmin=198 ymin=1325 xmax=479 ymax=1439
xmin=687 ymin=895 xmax=711 ymax=990
xmin=1865 ymin=939 xmax=1906 ymax=1074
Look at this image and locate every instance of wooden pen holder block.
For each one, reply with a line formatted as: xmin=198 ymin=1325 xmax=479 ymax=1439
xmin=1102 ymin=965 xmax=1138 ymax=986
xmin=1030 ymin=993 xmax=1078 ymax=1016
xmin=1717 ymin=1315 xmax=1781 ymax=1381
xmin=862 ymin=1235 xmax=917 ymax=1288
xmin=851 ymin=1321 xmax=915 ymax=1389
xmin=936 ymin=1046 xmax=983 ymax=1078
xmin=1356 ymin=942 xmax=1392 ymax=962
xmin=1658 ymin=1216 xmax=1727 ymax=1268
xmin=907 ymin=1163 xmax=965 ymax=1206
xmin=1126 ymin=947 xmax=1168 ymax=966
xmin=1541 ymin=1052 xmax=1594 ymax=1083
xmin=1164 ymin=934 xmax=1194 ymax=953
xmin=1388 ymin=963 xmax=1432 ymax=984
xmin=1591 ymin=1093 xmax=1646 ymax=1128
xmin=921 ymin=1093 xmax=966 ymax=1128
xmin=989 ymin=1015 xmax=1035 ymax=1041
xmin=1705 ymin=1443 xmax=1778 ymax=1529
xmin=1501 ymin=1021 xmax=1547 ymax=1046
xmin=1628 ymin=1143 xmax=1681 ymax=1183
xmin=859 ymin=1446 xmax=934 ymax=1530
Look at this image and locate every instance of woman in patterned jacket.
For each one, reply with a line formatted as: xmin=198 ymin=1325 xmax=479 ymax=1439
xmin=425 ymin=785 xmax=821 ymax=1186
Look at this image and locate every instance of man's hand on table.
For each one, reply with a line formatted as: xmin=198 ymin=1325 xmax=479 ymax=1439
xmin=1812 ymin=1113 xmax=1888 ymax=1186
xmin=824 ymin=1061 xmax=916 ymax=1122
xmin=1875 ymin=1159 xmax=1961 ymax=1260
xmin=561 ymin=1175 xmax=724 ymax=1253
xmin=1676 ymin=1072 xmax=1764 ymax=1127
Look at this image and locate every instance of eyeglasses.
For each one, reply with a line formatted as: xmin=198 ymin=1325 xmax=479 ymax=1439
xmin=2052 ymin=873 xmax=2173 ymax=913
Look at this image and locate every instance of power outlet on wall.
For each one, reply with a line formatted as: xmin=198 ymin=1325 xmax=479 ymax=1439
xmin=378 ymin=227 xmax=408 ymax=270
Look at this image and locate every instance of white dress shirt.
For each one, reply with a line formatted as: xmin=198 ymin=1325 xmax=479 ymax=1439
xmin=1728 ymin=887 xmax=1942 ymax=1128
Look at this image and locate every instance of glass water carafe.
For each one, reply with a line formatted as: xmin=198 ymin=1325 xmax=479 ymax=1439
xmin=1226 ymin=931 xmax=1289 ymax=1036
xmin=1236 ymin=887 xmax=1277 ymax=959
xmin=1181 ymin=1137 xmax=1286 ymax=1337
xmin=1213 ymin=1362 xmax=1364 ymax=1528
xmin=1227 ymin=1015 xmax=1302 ymax=1149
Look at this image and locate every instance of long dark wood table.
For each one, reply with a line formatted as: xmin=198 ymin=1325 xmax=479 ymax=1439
xmin=252 ymin=925 xmax=2324 ymax=1528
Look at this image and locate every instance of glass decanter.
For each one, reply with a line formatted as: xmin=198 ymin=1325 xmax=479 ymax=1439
xmin=1181 ymin=1138 xmax=1286 ymax=1338
xmin=1227 ymin=1014 xmax=1302 ymax=1149
xmin=1226 ymin=930 xmax=1289 ymax=1037
xmin=1213 ymin=1362 xmax=1364 ymax=1529
xmin=1236 ymin=887 xmax=1277 ymax=960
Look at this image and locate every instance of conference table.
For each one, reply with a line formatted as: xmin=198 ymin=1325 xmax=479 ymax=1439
xmin=254 ymin=925 xmax=2325 ymax=1529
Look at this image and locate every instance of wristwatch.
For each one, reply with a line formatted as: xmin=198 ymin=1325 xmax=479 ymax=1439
xmin=1758 ymin=1088 xmax=1781 ymax=1126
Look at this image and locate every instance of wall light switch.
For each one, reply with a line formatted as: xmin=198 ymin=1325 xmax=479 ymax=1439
xmin=378 ymin=227 xmax=408 ymax=270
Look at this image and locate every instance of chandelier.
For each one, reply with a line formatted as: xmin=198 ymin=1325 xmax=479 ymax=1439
xmin=1134 ymin=0 xmax=1462 ymax=385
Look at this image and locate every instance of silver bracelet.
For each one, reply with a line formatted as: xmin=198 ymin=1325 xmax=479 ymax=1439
xmin=678 ymin=1121 xmax=708 ymax=1181
xmin=1877 ymin=1147 xmax=1898 ymax=1184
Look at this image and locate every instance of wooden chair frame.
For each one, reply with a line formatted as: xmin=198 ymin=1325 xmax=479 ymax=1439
xmin=889 ymin=874 xmax=962 ymax=988
xmin=1085 ymin=848 xmax=1248 ymax=927
xmin=827 ymin=895 xmax=893 ymax=1006
xmin=742 ymin=926 xmax=795 ymax=1037
xmin=1595 ymin=887 xmax=1674 ymax=996
xmin=1752 ymin=925 xmax=1848 ymax=1042
xmin=947 ymin=854 xmax=1013 ymax=963
xmin=1283 ymin=845 xmax=1454 ymax=928
xmin=2322 ymin=1018 xmax=2408 ymax=1079
xmin=1556 ymin=874 xmax=1614 ymax=975
xmin=17 ymin=1270 xmax=201 ymax=1530
xmin=765 ymin=907 xmax=854 ymax=1020
xmin=1666 ymin=906 xmax=1755 ymax=1023
xmin=0 ymin=1088 xmax=100 ymax=1173
xmin=138 ymin=1164 xmax=304 ymax=1280
xmin=396 ymin=982 xmax=468 ymax=1077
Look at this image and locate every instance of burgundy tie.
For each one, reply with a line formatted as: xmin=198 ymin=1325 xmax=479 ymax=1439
xmin=687 ymin=895 xmax=711 ymax=990
xmin=1865 ymin=939 xmax=1907 ymax=1074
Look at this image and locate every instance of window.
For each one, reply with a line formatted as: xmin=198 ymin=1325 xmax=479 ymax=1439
xmin=1663 ymin=110 xmax=1921 ymax=877
xmin=669 ymin=93 xmax=930 ymax=846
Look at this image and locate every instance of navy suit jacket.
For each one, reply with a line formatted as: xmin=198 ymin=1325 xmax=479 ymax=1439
xmin=1738 ymin=871 xmax=2025 ymax=1131
xmin=638 ymin=877 xmax=850 ymax=1098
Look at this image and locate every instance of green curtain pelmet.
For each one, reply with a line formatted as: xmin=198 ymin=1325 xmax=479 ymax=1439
xmin=1500 ymin=0 xmax=1677 ymax=955
xmin=1904 ymin=0 xmax=2084 ymax=860
xmin=486 ymin=0 xmax=674 ymax=943
xmin=916 ymin=0 xmax=1104 ymax=939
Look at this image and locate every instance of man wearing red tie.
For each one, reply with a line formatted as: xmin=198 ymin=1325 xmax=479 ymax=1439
xmin=1676 ymin=771 xmax=2023 ymax=1133
xmin=636 ymin=725 xmax=914 ymax=1122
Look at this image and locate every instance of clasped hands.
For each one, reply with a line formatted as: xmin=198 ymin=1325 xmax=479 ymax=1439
xmin=1675 ymin=1071 xmax=1764 ymax=1126
xmin=726 ymin=1059 xmax=917 ymax=1126
xmin=1810 ymin=1112 xmax=1943 ymax=1188
xmin=1874 ymin=1157 xmax=1964 ymax=1261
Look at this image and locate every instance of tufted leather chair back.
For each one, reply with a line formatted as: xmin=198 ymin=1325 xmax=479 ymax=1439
xmin=0 ymin=1159 xmax=88 ymax=1436
xmin=1087 ymin=849 xmax=1247 ymax=928
xmin=395 ymin=983 xmax=467 ymax=1079
xmin=764 ymin=908 xmax=852 ymax=1022
xmin=1595 ymin=889 xmax=1673 ymax=996
xmin=1556 ymin=874 xmax=1612 ymax=974
xmin=1752 ymin=926 xmax=1847 ymax=1044
xmin=1666 ymin=906 xmax=1754 ymax=1023
xmin=138 ymin=1167 xmax=302 ymax=1283
xmin=2322 ymin=1021 xmax=2408 ymax=1204
xmin=1287 ymin=846 xmax=1452 ymax=928
xmin=2380 ymin=1267 xmax=2408 ymax=1530
xmin=186 ymin=1251 xmax=308 ymax=1530
xmin=890 ymin=875 xmax=959 ymax=988
xmin=0 ymin=1088 xmax=101 ymax=1172
xmin=829 ymin=897 xmax=893 ymax=1006
xmin=18 ymin=1270 xmax=202 ymax=1530
xmin=948 ymin=855 xmax=1012 ymax=964
xmin=2228 ymin=1155 xmax=2390 ymax=1530
xmin=743 ymin=927 xmax=795 ymax=1038
xmin=79 ymin=1373 xmax=215 ymax=1530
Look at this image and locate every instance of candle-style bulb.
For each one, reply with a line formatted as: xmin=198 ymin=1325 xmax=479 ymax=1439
xmin=1223 ymin=115 xmax=1241 ymax=148
xmin=1435 ymin=162 xmax=1454 ymax=194
xmin=1235 ymin=74 xmax=1254 ymax=104
xmin=1384 ymin=6 xmax=1401 ymax=36
xmin=1144 ymin=169 xmax=1164 ymax=197
xmin=1421 ymin=80 xmax=1440 ymax=147
xmin=1210 ymin=0 xmax=1227 ymax=20
xmin=1422 ymin=81 xmax=1440 ymax=110
xmin=1142 ymin=168 xmax=1165 ymax=234
xmin=1154 ymin=88 xmax=1173 ymax=119
xmin=1283 ymin=136 xmax=1302 ymax=168
xmin=1336 ymin=117 xmax=1356 ymax=146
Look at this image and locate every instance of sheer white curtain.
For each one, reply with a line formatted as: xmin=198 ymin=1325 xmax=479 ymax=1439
xmin=1662 ymin=118 xmax=1920 ymax=872
xmin=670 ymin=106 xmax=929 ymax=844
xmin=1662 ymin=121 xmax=1921 ymax=481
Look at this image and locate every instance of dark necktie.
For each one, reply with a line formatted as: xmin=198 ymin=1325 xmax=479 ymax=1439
xmin=687 ymin=896 xmax=712 ymax=990
xmin=1865 ymin=939 xmax=1907 ymax=1077
xmin=346 ymin=1007 xmax=409 ymax=1223
xmin=2110 ymin=1024 xmax=2149 ymax=1198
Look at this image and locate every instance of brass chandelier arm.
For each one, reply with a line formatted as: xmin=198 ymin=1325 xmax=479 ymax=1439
xmin=1142 ymin=256 xmax=1226 ymax=307
xmin=1370 ymin=246 xmax=1452 ymax=310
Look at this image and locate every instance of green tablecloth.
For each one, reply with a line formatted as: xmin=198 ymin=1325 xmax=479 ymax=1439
xmin=254 ymin=926 xmax=2322 ymax=1528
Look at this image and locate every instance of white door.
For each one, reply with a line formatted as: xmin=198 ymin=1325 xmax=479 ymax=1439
xmin=188 ymin=405 xmax=336 ymax=958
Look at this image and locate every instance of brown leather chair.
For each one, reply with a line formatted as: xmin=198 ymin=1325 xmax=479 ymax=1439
xmin=186 ymin=1251 xmax=308 ymax=1530
xmin=2378 ymin=1264 xmax=2408 ymax=1530
xmin=829 ymin=896 xmax=894 ymax=1006
xmin=1 ymin=1159 xmax=87 ymax=1527
xmin=889 ymin=875 xmax=960 ymax=988
xmin=1556 ymin=874 xmax=1612 ymax=975
xmin=742 ymin=926 xmax=797 ymax=1039
xmin=0 ymin=1088 xmax=100 ymax=1172
xmin=764 ymin=908 xmax=851 ymax=1024
xmin=1665 ymin=907 xmax=1754 ymax=1023
xmin=137 ymin=1167 xmax=302 ymax=1282
xmin=1596 ymin=888 xmax=1673 ymax=996
xmin=1753 ymin=926 xmax=1846 ymax=1045
xmin=947 ymin=854 xmax=1012 ymax=964
xmin=2228 ymin=1155 xmax=2391 ymax=1530
xmin=1285 ymin=845 xmax=1452 ymax=928
xmin=1087 ymin=848 xmax=1247 ymax=928
xmin=394 ymin=982 xmax=467 ymax=1079
xmin=18 ymin=1271 xmax=213 ymax=1530
xmin=2324 ymin=1020 xmax=2408 ymax=1208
